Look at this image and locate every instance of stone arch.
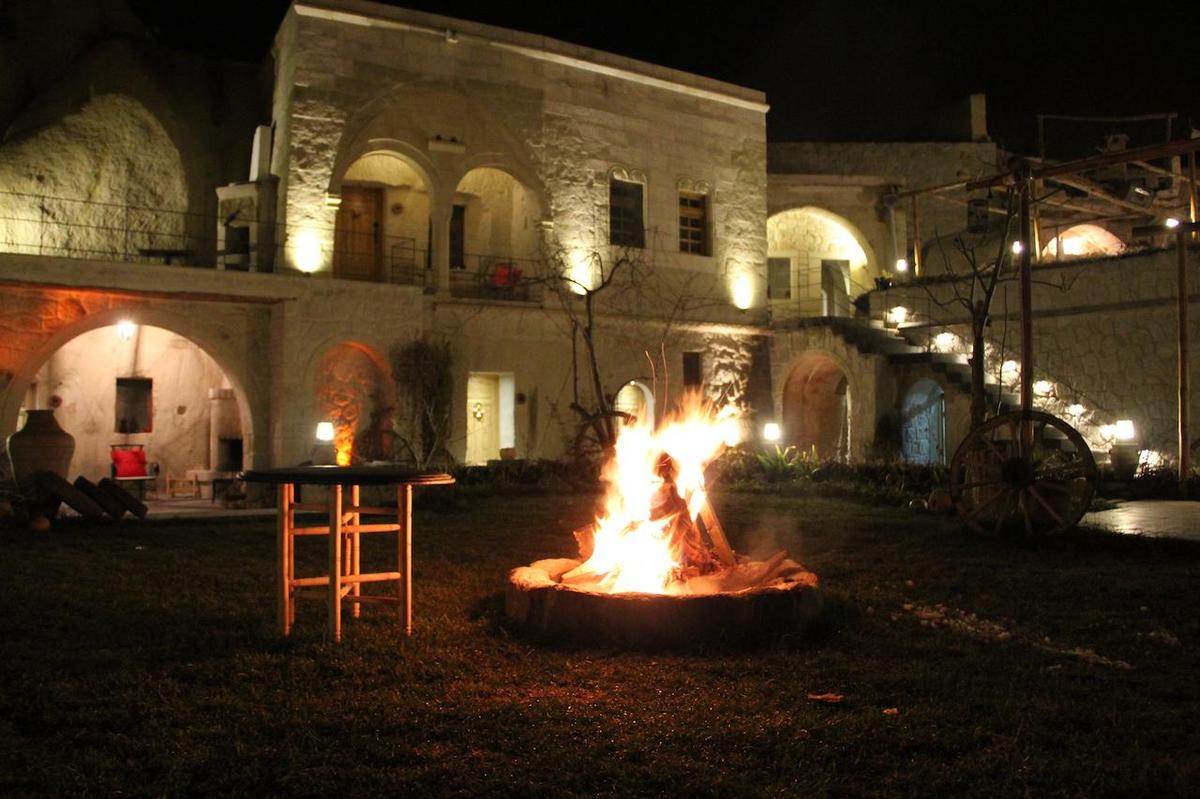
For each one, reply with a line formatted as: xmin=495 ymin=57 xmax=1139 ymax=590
xmin=329 ymin=139 xmax=440 ymax=204
xmin=1041 ymin=223 xmax=1126 ymax=259
xmin=901 ymin=378 xmax=946 ymax=465
xmin=451 ymin=164 xmax=545 ymax=269
xmin=767 ymin=206 xmax=877 ymax=268
xmin=331 ymin=146 xmax=439 ymax=283
xmin=614 ymin=379 xmax=656 ymax=427
xmin=308 ymin=340 xmax=397 ymax=465
xmin=780 ymin=350 xmax=853 ymax=461
xmin=767 ymin=206 xmax=878 ymax=316
xmin=1 ymin=302 xmax=263 ymax=473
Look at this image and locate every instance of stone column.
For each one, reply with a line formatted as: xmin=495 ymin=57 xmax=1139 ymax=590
xmin=430 ymin=199 xmax=452 ymax=298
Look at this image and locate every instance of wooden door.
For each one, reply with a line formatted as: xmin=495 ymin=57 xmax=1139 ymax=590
xmin=466 ymin=374 xmax=500 ymax=465
xmin=821 ymin=259 xmax=850 ymax=317
xmin=334 ymin=186 xmax=382 ymax=281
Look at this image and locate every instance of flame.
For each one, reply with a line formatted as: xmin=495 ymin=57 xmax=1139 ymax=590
xmin=563 ymin=392 xmax=741 ymax=594
xmin=334 ymin=426 xmax=354 ymax=466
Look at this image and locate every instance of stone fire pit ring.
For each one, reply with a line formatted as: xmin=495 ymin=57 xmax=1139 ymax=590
xmin=506 ymin=558 xmax=824 ymax=649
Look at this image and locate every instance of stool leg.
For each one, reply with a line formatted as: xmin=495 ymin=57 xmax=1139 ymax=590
xmin=328 ymin=484 xmax=343 ymax=643
xmin=350 ymin=484 xmax=361 ymax=618
xmin=398 ymin=483 xmax=413 ymax=635
xmin=277 ymin=483 xmax=292 ymax=636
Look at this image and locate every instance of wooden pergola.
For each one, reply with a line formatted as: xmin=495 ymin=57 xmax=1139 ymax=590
xmin=900 ymin=138 xmax=1200 ymax=498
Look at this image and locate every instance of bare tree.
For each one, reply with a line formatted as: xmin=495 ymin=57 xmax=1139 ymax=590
xmin=537 ymin=239 xmax=724 ymax=459
xmin=389 ymin=336 xmax=455 ymax=468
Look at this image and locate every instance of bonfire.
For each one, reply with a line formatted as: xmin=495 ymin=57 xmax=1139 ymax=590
xmin=535 ymin=393 xmax=810 ymax=596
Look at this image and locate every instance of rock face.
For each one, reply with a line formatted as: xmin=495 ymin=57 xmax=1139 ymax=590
xmin=0 ymin=94 xmax=188 ymax=260
xmin=506 ymin=558 xmax=824 ymax=649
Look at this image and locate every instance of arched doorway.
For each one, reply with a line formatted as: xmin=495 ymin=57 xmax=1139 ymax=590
xmin=781 ymin=353 xmax=851 ymax=461
xmin=313 ymin=342 xmax=395 ymax=466
xmin=1041 ymin=223 xmax=1125 ymax=260
xmin=614 ymin=380 xmax=655 ymax=427
xmin=767 ymin=207 xmax=873 ymax=319
xmin=901 ymin=378 xmax=946 ymax=465
xmin=16 ymin=323 xmax=248 ymax=487
xmin=451 ymin=167 xmax=541 ymax=298
xmin=335 ymin=153 xmax=431 ymax=284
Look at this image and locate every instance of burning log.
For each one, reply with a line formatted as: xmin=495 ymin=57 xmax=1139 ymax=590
xmin=507 ymin=390 xmax=825 ymax=645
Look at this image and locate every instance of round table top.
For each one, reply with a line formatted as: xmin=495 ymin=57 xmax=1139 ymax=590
xmin=240 ymin=465 xmax=455 ymax=486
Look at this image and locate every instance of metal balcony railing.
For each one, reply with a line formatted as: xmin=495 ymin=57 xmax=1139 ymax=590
xmin=449 ymin=252 xmax=544 ymax=302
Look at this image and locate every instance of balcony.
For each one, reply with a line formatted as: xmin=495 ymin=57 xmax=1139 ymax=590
xmin=448 ymin=253 xmax=544 ymax=303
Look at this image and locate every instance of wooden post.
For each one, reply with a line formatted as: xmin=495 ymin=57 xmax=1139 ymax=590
xmin=1178 ymin=228 xmax=1190 ymax=499
xmin=1031 ymin=179 xmax=1043 ymax=263
xmin=1190 ymin=152 xmax=1198 ymax=231
xmin=399 ymin=483 xmax=414 ymax=635
xmin=1018 ymin=165 xmax=1035 ymax=456
xmin=350 ymin=484 xmax=362 ymax=618
xmin=910 ymin=195 xmax=922 ymax=277
xmin=328 ymin=484 xmax=343 ymax=643
xmin=277 ymin=482 xmax=291 ymax=636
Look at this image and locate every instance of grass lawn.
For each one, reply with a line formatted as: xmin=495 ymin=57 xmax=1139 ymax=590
xmin=1 ymin=491 xmax=1198 ymax=796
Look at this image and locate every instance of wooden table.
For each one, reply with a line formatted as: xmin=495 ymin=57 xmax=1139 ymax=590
xmin=241 ymin=466 xmax=454 ymax=642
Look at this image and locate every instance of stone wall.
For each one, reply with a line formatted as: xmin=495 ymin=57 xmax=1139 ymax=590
xmin=271 ymin=1 xmax=768 ymax=322
xmin=769 ymin=141 xmax=1003 ymax=276
xmin=0 ymin=94 xmax=188 ymax=261
xmin=432 ymin=301 xmax=765 ymax=462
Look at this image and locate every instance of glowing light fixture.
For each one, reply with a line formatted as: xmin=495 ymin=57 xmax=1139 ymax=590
xmin=894 ymin=258 xmax=909 ymax=273
xmin=315 ymin=422 xmax=335 ymax=442
xmin=1114 ymin=419 xmax=1136 ymax=441
xmin=1032 ymin=380 xmax=1053 ymax=396
xmin=1067 ymin=403 xmax=1085 ymax=417
xmin=731 ymin=274 xmax=755 ymax=310
xmin=1011 ymin=240 xmax=1024 ymax=255
xmin=567 ymin=250 xmax=592 ymax=295
xmin=933 ymin=331 xmax=959 ymax=352
xmin=116 ymin=319 xmax=137 ymax=341
xmin=763 ymin=422 xmax=781 ymax=442
xmin=887 ymin=306 xmax=909 ymax=326
xmin=294 ymin=230 xmax=324 ymax=273
xmin=1001 ymin=360 xmax=1020 ymax=382
xmin=1165 ymin=217 xmax=1181 ymax=229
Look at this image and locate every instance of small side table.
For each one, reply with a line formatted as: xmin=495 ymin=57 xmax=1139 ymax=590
xmin=241 ymin=466 xmax=454 ymax=642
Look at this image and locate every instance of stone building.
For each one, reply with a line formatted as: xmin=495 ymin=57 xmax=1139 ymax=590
xmin=1 ymin=0 xmax=1195 ymax=492
xmin=0 ymin=0 xmax=768 ymax=488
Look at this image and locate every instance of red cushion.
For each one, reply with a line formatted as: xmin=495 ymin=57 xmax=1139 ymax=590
xmin=111 ymin=449 xmax=147 ymax=478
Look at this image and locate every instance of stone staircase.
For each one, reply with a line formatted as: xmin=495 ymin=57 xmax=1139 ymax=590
xmin=780 ymin=317 xmax=1103 ymax=454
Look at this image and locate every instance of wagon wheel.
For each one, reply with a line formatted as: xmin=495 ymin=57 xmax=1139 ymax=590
xmin=949 ymin=409 xmax=1097 ymax=535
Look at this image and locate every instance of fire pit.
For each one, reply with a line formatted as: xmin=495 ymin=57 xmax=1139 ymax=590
xmin=506 ymin=394 xmax=823 ymax=647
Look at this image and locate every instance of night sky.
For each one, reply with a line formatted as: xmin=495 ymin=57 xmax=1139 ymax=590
xmin=128 ymin=0 xmax=1199 ymax=155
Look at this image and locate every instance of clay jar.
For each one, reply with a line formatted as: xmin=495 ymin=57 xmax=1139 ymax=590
xmin=6 ymin=410 xmax=76 ymax=489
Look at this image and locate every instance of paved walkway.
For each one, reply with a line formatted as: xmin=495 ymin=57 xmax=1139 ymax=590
xmin=144 ymin=498 xmax=274 ymax=520
xmin=1083 ymin=500 xmax=1200 ymax=542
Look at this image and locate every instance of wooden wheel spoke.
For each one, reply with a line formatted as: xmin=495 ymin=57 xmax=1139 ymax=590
xmin=953 ymin=410 xmax=1098 ymax=536
xmin=964 ymin=485 xmax=1011 ymax=521
xmin=979 ymin=435 xmax=1007 ymax=461
xmin=957 ymin=478 xmax=1005 ymax=493
xmin=1027 ymin=485 xmax=1066 ymax=527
